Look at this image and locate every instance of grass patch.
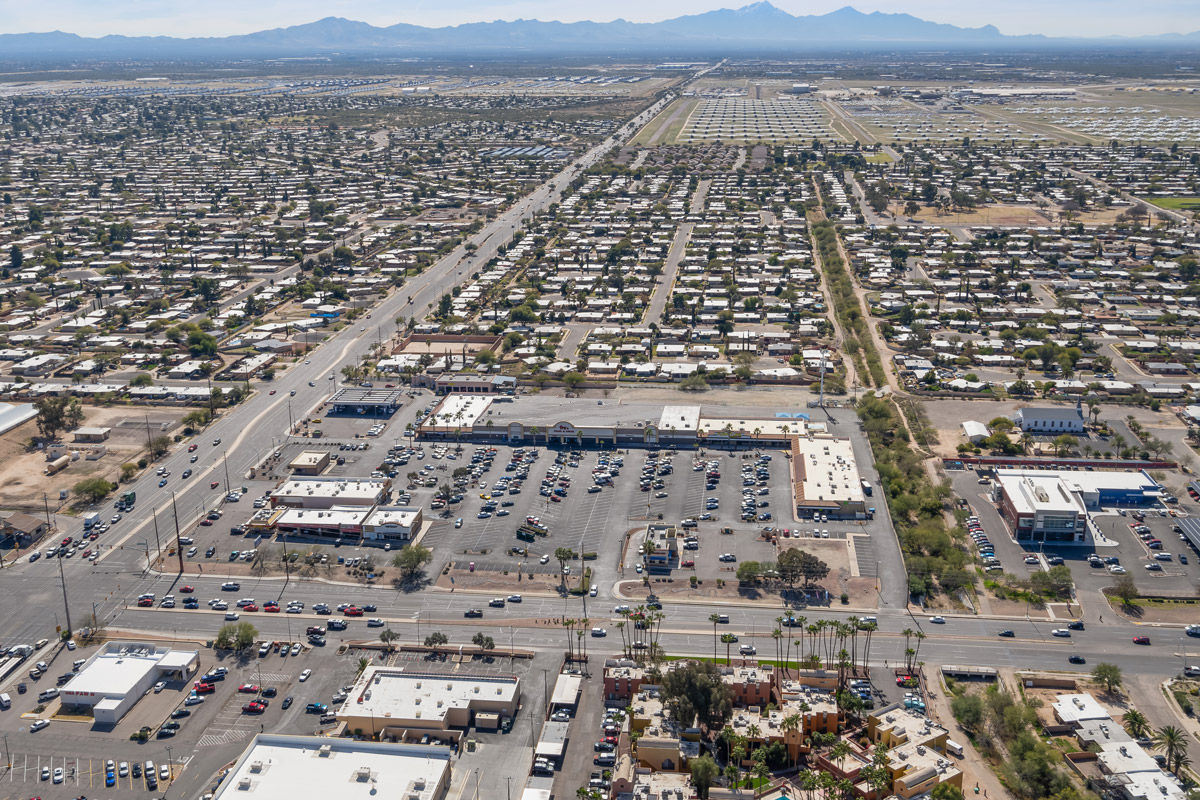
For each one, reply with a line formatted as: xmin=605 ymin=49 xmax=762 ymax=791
xmin=865 ymin=153 xmax=894 ymax=164
xmin=1146 ymin=197 xmax=1200 ymax=211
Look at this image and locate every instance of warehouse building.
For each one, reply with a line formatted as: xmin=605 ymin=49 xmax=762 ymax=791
xmin=211 ymin=734 xmax=451 ymax=800
xmin=338 ymin=668 xmax=521 ymax=737
xmin=59 ymin=643 xmax=198 ymax=725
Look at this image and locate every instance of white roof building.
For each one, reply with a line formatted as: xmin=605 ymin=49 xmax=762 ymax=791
xmin=60 ymin=642 xmax=198 ymax=724
xmin=211 ymin=735 xmax=451 ymax=800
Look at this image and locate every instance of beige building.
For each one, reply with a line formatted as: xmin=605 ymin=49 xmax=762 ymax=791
xmin=338 ymin=668 xmax=520 ymax=737
xmin=287 ymin=451 xmax=330 ymax=476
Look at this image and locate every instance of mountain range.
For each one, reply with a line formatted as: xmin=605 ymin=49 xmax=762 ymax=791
xmin=0 ymin=3 xmax=1197 ymax=59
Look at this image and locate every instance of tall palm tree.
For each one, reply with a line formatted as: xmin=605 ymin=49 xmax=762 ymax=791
xmin=772 ymin=626 xmax=784 ymax=665
xmin=721 ymin=633 xmax=738 ymax=664
xmin=1154 ymin=725 xmax=1189 ymax=774
xmin=710 ymin=613 xmax=722 ymax=661
xmin=1122 ymin=709 xmax=1150 ymax=740
xmin=751 ymin=760 xmax=771 ymax=792
xmin=780 ymin=714 xmax=802 ymax=769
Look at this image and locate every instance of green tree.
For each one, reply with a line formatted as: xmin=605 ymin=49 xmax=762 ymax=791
xmin=1122 ymin=709 xmax=1151 ymax=739
xmin=120 ymin=462 xmax=139 ymax=482
xmin=931 ymin=783 xmax=965 ymax=800
xmin=562 ymin=371 xmax=586 ymax=391
xmin=423 ymin=632 xmax=448 ymax=647
xmin=391 ymin=543 xmax=431 ymax=581
xmin=379 ymin=628 xmax=399 ymax=651
xmin=1092 ymin=663 xmax=1123 ymax=694
xmin=72 ymin=477 xmax=115 ymax=504
xmin=129 ymin=372 xmax=154 ymax=387
xmin=471 ymin=632 xmax=495 ymax=651
xmin=690 ymin=754 xmax=720 ymax=800
xmin=1111 ymin=575 xmax=1140 ymax=606
xmin=659 ymin=660 xmax=733 ymax=731
xmin=950 ymin=693 xmax=985 ymax=732
xmin=215 ymin=621 xmax=258 ymax=651
xmin=554 ymin=547 xmax=576 ymax=586
xmin=1154 ymin=725 xmax=1189 ymax=774
xmin=149 ymin=435 xmax=172 ymax=458
xmin=34 ymin=396 xmax=73 ymax=440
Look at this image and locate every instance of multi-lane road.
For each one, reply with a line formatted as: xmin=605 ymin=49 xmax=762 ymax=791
xmin=0 ymin=98 xmax=670 ymax=649
xmin=0 ymin=88 xmax=1189 ymax=696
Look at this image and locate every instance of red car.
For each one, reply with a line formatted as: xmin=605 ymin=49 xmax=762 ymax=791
xmin=344 ymin=607 xmax=363 ymax=617
xmin=180 ymin=585 xmax=194 ymax=593
xmin=137 ymin=597 xmax=154 ymax=607
xmin=61 ymin=537 xmax=73 ymax=547
xmin=243 ymin=604 xmax=259 ymax=612
xmin=188 ymin=444 xmax=198 ymax=452
xmin=211 ymin=481 xmax=220 ymax=489
xmin=242 ymin=701 xmax=267 ymax=714
xmin=199 ymin=519 xmax=213 ymax=526
xmin=1133 ymin=636 xmax=1151 ymax=645
xmin=238 ymin=684 xmax=260 ymax=693
xmin=193 ymin=682 xmax=215 ymax=693
xmin=263 ymin=602 xmax=279 ymax=612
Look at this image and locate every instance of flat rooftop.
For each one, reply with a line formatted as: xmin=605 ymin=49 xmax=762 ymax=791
xmin=211 ymin=734 xmax=450 ymax=800
xmin=362 ymin=506 xmax=421 ymax=527
xmin=272 ymin=477 xmax=387 ymax=503
xmin=423 ymin=394 xmax=493 ymax=429
xmin=796 ymin=436 xmax=864 ymax=505
xmin=996 ymin=468 xmax=1160 ymax=502
xmin=329 ymin=388 xmax=405 ymax=407
xmin=64 ymin=643 xmax=192 ymax=698
xmin=345 ymin=668 xmax=519 ymax=725
xmin=996 ymin=472 xmax=1085 ymax=516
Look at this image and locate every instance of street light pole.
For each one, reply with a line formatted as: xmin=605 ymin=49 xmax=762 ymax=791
xmin=57 ymin=551 xmax=72 ymax=636
xmin=170 ymin=492 xmax=184 ymax=574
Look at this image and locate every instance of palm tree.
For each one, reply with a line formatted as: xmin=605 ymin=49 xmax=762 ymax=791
xmin=780 ymin=713 xmax=802 ymax=768
xmin=710 ymin=613 xmax=722 ymax=661
xmin=1122 ymin=709 xmax=1150 ymax=740
xmin=721 ymin=633 xmax=738 ymax=664
xmin=1154 ymin=725 xmax=1189 ymax=774
xmin=751 ymin=760 xmax=771 ymax=792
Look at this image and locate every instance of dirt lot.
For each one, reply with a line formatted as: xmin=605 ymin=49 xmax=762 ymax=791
xmin=0 ymin=405 xmax=186 ymax=512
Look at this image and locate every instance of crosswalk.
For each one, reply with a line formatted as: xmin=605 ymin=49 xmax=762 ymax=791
xmin=197 ymin=729 xmax=250 ymax=747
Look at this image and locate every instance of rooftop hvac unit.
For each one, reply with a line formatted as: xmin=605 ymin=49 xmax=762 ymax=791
xmin=355 ymin=767 xmax=372 ymax=782
xmin=238 ymin=778 xmax=252 ymax=790
xmin=318 ymin=745 xmax=332 ymax=757
xmin=250 ymin=761 xmax=264 ymax=773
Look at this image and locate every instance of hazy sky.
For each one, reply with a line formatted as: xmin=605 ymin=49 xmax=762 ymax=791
xmin=0 ymin=0 xmax=1194 ymax=39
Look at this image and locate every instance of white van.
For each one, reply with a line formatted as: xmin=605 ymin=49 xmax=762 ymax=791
xmin=946 ymin=740 xmax=964 ymax=758
xmin=0 ymin=692 xmax=10 ymax=709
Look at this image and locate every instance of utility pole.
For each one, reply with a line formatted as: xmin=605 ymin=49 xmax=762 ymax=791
xmin=170 ymin=493 xmax=184 ymax=574
xmin=42 ymin=492 xmax=54 ymax=533
xmin=57 ymin=549 xmax=72 ymax=636
xmin=223 ymin=451 xmax=232 ymax=493
xmin=144 ymin=415 xmax=154 ymax=459
xmin=151 ymin=508 xmax=162 ymax=568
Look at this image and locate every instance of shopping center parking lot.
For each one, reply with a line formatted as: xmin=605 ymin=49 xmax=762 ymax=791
xmin=950 ymin=468 xmax=1200 ymax=593
xmin=418 ymin=442 xmax=800 ymax=587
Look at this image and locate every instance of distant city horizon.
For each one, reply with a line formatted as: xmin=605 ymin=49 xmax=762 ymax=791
xmin=0 ymin=0 xmax=1195 ymax=42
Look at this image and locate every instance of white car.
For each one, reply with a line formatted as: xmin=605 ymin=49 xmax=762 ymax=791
xmin=154 ymin=681 xmax=167 ymax=693
xmin=53 ymin=767 xmax=64 ymax=783
xmin=185 ymin=693 xmax=204 ymax=705
xmin=299 ymin=669 xmax=312 ymax=682
xmin=591 ymin=627 xmax=607 ymax=637
xmin=929 ymin=616 xmax=946 ymax=624
xmin=589 ymin=586 xmax=598 ymax=597
xmin=367 ymin=618 xmax=384 ymax=627
xmin=290 ymin=642 xmax=301 ymax=656
xmin=225 ymin=612 xmax=240 ymax=620
xmin=30 ymin=719 xmax=49 ymax=732
xmin=1051 ymin=629 xmax=1071 ymax=637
